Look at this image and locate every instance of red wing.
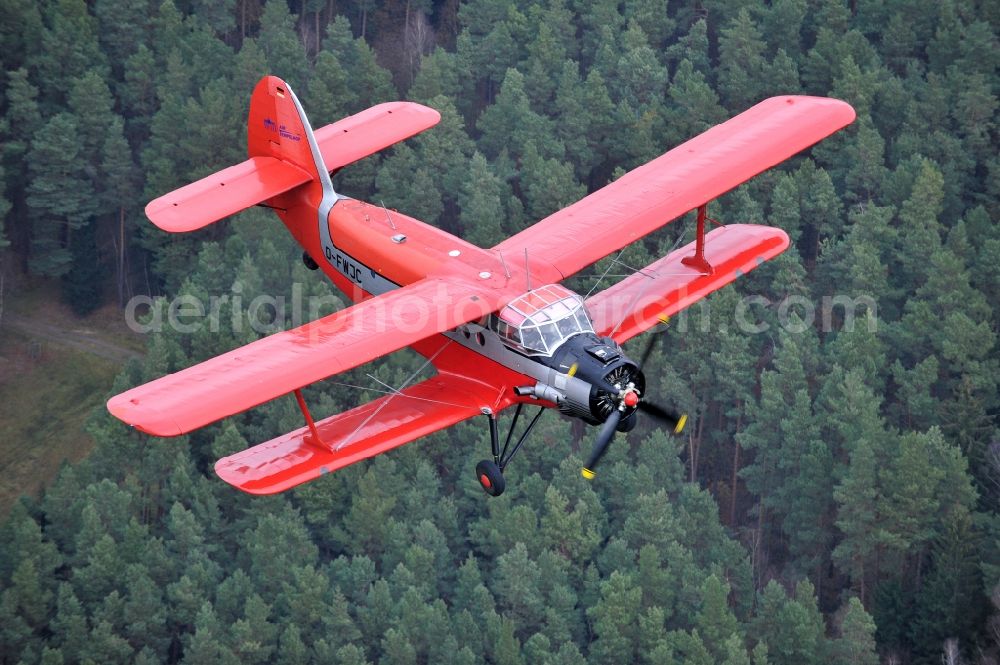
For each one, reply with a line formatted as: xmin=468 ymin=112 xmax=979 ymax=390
xmin=107 ymin=278 xmax=505 ymax=437
xmin=494 ymin=96 xmax=854 ymax=280
xmin=586 ymin=224 xmax=789 ymax=344
xmin=214 ymin=372 xmax=500 ymax=494
xmin=145 ymin=157 xmax=313 ymax=233
xmin=314 ymin=102 xmax=441 ymax=173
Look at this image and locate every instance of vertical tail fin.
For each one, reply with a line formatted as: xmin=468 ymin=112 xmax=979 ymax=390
xmin=247 ymin=75 xmax=333 ymax=194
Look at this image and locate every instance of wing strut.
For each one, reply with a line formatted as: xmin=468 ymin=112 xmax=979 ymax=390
xmin=293 ymin=388 xmax=322 ymax=446
xmin=681 ymin=204 xmax=721 ymax=276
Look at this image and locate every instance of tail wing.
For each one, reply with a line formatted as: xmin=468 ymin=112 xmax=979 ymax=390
xmin=147 ymin=76 xmax=323 ymax=233
xmin=144 ymin=156 xmax=313 ymax=233
xmin=144 ymin=76 xmax=440 ymax=233
xmin=314 ymin=101 xmax=441 ymax=173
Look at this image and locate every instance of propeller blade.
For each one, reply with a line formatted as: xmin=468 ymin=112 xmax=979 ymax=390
xmin=582 ymin=408 xmax=622 ymax=479
xmin=637 ymin=401 xmax=687 ymax=434
xmin=598 ymin=379 xmax=621 ymax=394
xmin=637 ymin=315 xmax=670 ymax=370
xmin=638 ymin=333 xmax=659 ymax=370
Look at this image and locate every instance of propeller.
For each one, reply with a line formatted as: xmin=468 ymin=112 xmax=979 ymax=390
xmin=581 ymin=407 xmax=621 ymax=479
xmin=636 ymin=314 xmax=678 ymax=369
xmin=638 ymin=401 xmax=687 ymax=434
xmin=634 ymin=319 xmax=687 ymax=433
xmin=581 ymin=321 xmax=688 ymax=480
xmin=638 ymin=328 xmax=660 ymax=368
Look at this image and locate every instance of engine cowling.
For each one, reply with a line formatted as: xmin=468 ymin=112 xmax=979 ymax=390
xmin=543 ymin=333 xmax=644 ymax=425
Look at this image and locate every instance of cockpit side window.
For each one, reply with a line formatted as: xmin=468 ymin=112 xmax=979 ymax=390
xmin=539 ymin=323 xmax=560 ymax=352
xmin=556 ymin=314 xmax=579 ymax=338
xmin=521 ymin=327 xmax=543 ymax=351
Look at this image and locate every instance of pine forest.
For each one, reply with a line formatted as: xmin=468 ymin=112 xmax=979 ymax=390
xmin=0 ymin=0 xmax=998 ymax=664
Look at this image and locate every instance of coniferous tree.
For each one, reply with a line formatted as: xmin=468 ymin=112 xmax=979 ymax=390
xmin=831 ymin=597 xmax=879 ymax=665
xmin=26 ymin=113 xmax=96 ymax=277
xmin=717 ymin=9 xmax=767 ymax=111
xmin=93 ymin=0 xmax=150 ymax=75
xmin=694 ymin=574 xmax=741 ymax=660
xmin=257 ymin=0 xmax=308 ymax=86
xmin=36 ymin=0 xmax=108 ymax=105
xmin=908 ymin=511 xmax=986 ymax=661
xmin=458 ymin=152 xmax=507 ymax=246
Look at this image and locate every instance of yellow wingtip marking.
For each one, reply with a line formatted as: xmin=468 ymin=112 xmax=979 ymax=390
xmin=658 ymin=314 xmax=671 ymax=325
xmin=581 ymin=468 xmax=595 ymax=480
xmin=674 ymin=414 xmax=688 ymax=434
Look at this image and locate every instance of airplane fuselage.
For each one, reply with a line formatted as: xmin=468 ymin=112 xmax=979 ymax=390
xmin=270 ymin=182 xmax=640 ymax=426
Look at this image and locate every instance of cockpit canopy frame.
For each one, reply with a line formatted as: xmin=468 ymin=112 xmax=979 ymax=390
xmin=490 ymin=284 xmax=595 ymax=356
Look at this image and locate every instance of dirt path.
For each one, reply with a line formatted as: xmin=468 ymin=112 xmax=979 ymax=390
xmin=2 ymin=313 xmax=143 ymax=363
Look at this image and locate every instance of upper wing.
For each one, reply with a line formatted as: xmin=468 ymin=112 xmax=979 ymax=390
xmin=214 ymin=372 xmax=502 ymax=494
xmin=494 ymin=96 xmax=854 ymax=279
xmin=145 ymin=157 xmax=313 ymax=233
xmin=108 ymin=278 xmax=503 ymax=437
xmin=314 ymin=102 xmax=441 ymax=173
xmin=587 ymin=224 xmax=789 ymax=344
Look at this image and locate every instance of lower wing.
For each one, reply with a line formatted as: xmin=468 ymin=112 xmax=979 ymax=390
xmin=215 ymin=371 xmax=501 ymax=494
xmin=586 ymin=224 xmax=789 ymax=344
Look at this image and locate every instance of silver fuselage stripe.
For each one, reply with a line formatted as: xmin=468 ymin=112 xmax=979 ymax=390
xmin=286 ymin=85 xmax=397 ymax=296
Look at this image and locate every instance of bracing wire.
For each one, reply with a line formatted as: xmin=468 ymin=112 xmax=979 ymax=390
xmin=334 ymin=339 xmax=454 ymax=451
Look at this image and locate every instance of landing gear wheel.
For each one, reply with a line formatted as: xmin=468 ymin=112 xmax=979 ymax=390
xmin=476 ymin=460 xmax=505 ymax=497
xmin=302 ymin=251 xmax=319 ymax=270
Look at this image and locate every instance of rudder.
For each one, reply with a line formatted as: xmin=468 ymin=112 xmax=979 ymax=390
xmin=247 ymin=75 xmax=327 ymax=182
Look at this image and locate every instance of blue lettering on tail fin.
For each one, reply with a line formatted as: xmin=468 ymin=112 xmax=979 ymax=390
xmin=278 ymin=124 xmax=301 ymax=141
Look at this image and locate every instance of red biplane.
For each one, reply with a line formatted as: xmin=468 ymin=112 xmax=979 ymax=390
xmin=107 ymin=76 xmax=854 ymax=496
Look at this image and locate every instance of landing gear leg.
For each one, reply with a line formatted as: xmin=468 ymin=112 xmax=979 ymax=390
xmin=475 ymin=404 xmax=545 ymax=497
xmin=476 ymin=414 xmax=505 ymax=496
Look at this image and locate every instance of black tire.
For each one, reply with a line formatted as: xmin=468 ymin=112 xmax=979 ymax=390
xmin=302 ymin=251 xmax=319 ymax=270
xmin=475 ymin=460 xmax=506 ymax=497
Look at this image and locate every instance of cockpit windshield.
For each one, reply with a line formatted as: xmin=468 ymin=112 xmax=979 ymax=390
xmin=491 ymin=284 xmax=594 ymax=356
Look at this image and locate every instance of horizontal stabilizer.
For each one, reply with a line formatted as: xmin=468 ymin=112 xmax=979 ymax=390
xmin=145 ymin=157 xmax=313 ymax=233
xmin=314 ymin=102 xmax=441 ymax=173
xmin=146 ymin=93 xmax=440 ymax=233
xmin=586 ymin=224 xmax=789 ymax=344
xmin=215 ymin=373 xmax=495 ymax=494
xmin=107 ymin=277 xmax=505 ymax=437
